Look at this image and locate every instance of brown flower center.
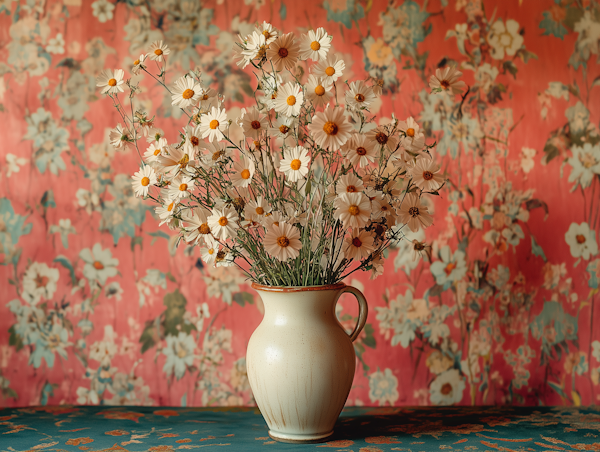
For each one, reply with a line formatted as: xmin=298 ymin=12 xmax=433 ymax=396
xmin=440 ymin=383 xmax=453 ymax=395
xmin=190 ymin=136 xmax=199 ymax=146
xmin=35 ymin=275 xmax=49 ymax=288
xmin=356 ymin=146 xmax=367 ymax=156
xmin=423 ymin=171 xmax=433 ymax=181
xmin=576 ymin=234 xmax=586 ymax=244
xmin=182 ymin=89 xmax=195 ymax=99
xmin=251 ymin=120 xmax=261 ymax=130
xmin=278 ymin=47 xmax=289 ymax=58
xmin=199 ymin=223 xmax=211 ymax=234
xmin=408 ymin=206 xmax=419 ymax=217
xmin=355 ymin=93 xmax=365 ymax=102
xmin=178 ymin=154 xmax=189 ymax=166
xmin=346 ymin=185 xmax=357 ymax=192
xmin=352 ymin=237 xmax=362 ymax=247
xmin=376 ymin=132 xmax=388 ymax=144
xmin=290 ymin=159 xmax=302 ymax=171
xmin=348 ymin=205 xmax=359 ymax=216
xmin=323 ymin=121 xmax=338 ymax=136
xmin=277 ymin=236 xmax=290 ymax=247
xmin=279 ymin=125 xmax=290 ymax=134
xmin=440 ymin=80 xmax=450 ymax=89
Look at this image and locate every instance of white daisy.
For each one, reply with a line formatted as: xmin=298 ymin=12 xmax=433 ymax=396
xmin=279 ymin=146 xmax=310 ymax=182
xmin=345 ymin=80 xmax=376 ymax=110
xmin=241 ymin=107 xmax=268 ymax=140
xmin=336 ymin=174 xmax=364 ymax=195
xmin=333 ymin=192 xmax=372 ymax=229
xmin=342 ymin=134 xmax=377 ymax=168
xmin=131 ymin=54 xmax=147 ymax=75
xmin=184 ymin=124 xmax=203 ymax=152
xmin=244 ymin=196 xmax=271 ymax=222
xmin=171 ymin=76 xmax=202 ymax=108
xmin=308 ymin=106 xmax=353 ymax=150
xmin=255 ymin=21 xmax=278 ymax=44
xmin=410 ymin=157 xmax=445 ymax=192
xmin=109 ymin=124 xmax=131 ymax=149
xmin=398 ymin=117 xmax=425 ymax=152
xmin=366 ymin=125 xmax=399 ymax=153
xmin=266 ymin=32 xmax=300 ymax=72
xmin=371 ymin=198 xmax=394 ymax=221
xmin=96 ymin=69 xmax=125 ymax=95
xmin=262 ymin=211 xmax=287 ymax=229
xmin=149 ymin=40 xmax=170 ymax=62
xmin=269 ymin=115 xmax=297 ymax=140
xmin=199 ymin=139 xmax=230 ymax=167
xmin=157 ymin=142 xmax=196 ymax=177
xmin=397 ymin=193 xmax=434 ymax=233
xmin=131 ymin=165 xmax=157 ymax=197
xmin=208 ymin=207 xmax=239 ymax=240
xmin=167 ymin=174 xmax=195 ymax=201
xmin=22 ymin=262 xmax=59 ymax=305
xmin=344 ymin=229 xmax=375 ymax=261
xmin=182 ymin=207 xmax=213 ymax=244
xmin=274 ymin=82 xmax=304 ymax=117
xmin=305 ymin=74 xmax=333 ymax=108
xmin=264 ymin=222 xmax=302 ymax=262
xmin=312 ymin=54 xmax=345 ymax=83
xmin=200 ymin=106 xmax=228 ymax=142
xmin=143 ymin=138 xmax=168 ymax=164
xmin=200 ymin=236 xmax=219 ymax=266
xmin=429 ymin=66 xmax=467 ymax=95
xmin=231 ymin=156 xmax=256 ymax=188
xmin=242 ymin=31 xmax=268 ymax=62
xmin=300 ymin=27 xmax=332 ymax=61
xmin=197 ymin=86 xmax=218 ymax=112
xmin=232 ymin=37 xmax=251 ymax=69
xmin=155 ymin=199 xmax=179 ymax=227
xmin=370 ymin=77 xmax=384 ymax=96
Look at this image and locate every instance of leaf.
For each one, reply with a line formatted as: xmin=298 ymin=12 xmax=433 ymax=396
xmin=525 ymin=199 xmax=549 ymax=220
xmin=130 ymin=236 xmax=143 ymax=252
xmin=139 ymin=321 xmax=157 ymax=354
xmin=362 ymin=323 xmax=376 ymax=348
xmin=53 ymin=255 xmax=76 ymax=285
xmin=165 ymin=272 xmax=176 ymax=283
xmin=572 ymin=390 xmax=581 ymax=406
xmin=8 ymin=325 xmax=23 ymax=352
xmin=592 ymin=76 xmax=600 ymax=88
xmin=428 ymin=284 xmax=444 ymax=298
xmin=147 ymin=230 xmax=171 ymax=246
xmin=40 ymin=190 xmax=56 ymax=209
xmin=233 ymin=291 xmax=254 ymax=307
xmin=547 ymin=380 xmax=567 ymax=398
xmin=502 ymin=61 xmax=518 ymax=79
xmin=531 ymin=236 xmax=547 ymax=262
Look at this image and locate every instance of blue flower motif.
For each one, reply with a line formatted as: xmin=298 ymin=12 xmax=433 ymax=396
xmin=380 ymin=1 xmax=430 ymax=59
xmin=539 ymin=9 xmax=567 ymax=39
xmin=0 ymin=198 xmax=33 ymax=264
xmin=530 ymin=301 xmax=578 ymax=357
xmin=323 ymin=0 xmax=365 ymax=29
xmin=430 ymin=246 xmax=468 ymax=288
xmin=24 ymin=108 xmax=69 ymax=175
xmin=368 ymin=368 xmax=399 ymax=406
xmin=29 ymin=323 xmax=71 ymax=368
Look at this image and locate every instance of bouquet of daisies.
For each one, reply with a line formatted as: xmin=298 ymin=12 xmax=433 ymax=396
xmin=96 ymin=22 xmax=452 ymax=287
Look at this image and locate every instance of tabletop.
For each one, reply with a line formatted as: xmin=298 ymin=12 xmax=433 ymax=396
xmin=1 ymin=405 xmax=600 ymax=451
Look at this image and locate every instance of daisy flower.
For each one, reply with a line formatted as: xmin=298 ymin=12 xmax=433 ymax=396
xmin=333 ymin=192 xmax=372 ymax=229
xmin=397 ymin=193 xmax=434 ymax=233
xmin=312 ymin=54 xmax=345 ymax=83
xmin=274 ymin=82 xmax=304 ymax=117
xmin=371 ymin=198 xmax=394 ymax=220
xmin=241 ymin=107 xmax=268 ymax=140
xmin=344 ymin=229 xmax=375 ymax=261
xmin=197 ymin=86 xmax=218 ymax=112
xmin=366 ymin=125 xmax=399 ymax=153
xmin=263 ymin=211 xmax=287 ymax=229
xmin=410 ymin=157 xmax=445 ymax=192
xmin=143 ymin=138 xmax=168 ymax=164
xmin=242 ymin=31 xmax=268 ymax=62
xmin=149 ymin=40 xmax=170 ymax=62
xmin=305 ymin=75 xmax=333 ymax=108
xmin=300 ymin=27 xmax=332 ymax=61
xmin=255 ymin=21 xmax=278 ymax=44
xmin=244 ymin=196 xmax=271 ymax=223
xmin=155 ymin=199 xmax=179 ymax=227
xmin=182 ymin=207 xmax=213 ymax=244
xmin=171 ymin=76 xmax=202 ymax=108
xmin=345 ymin=80 xmax=376 ymax=110
xmin=109 ymin=124 xmax=131 ymax=149
xmin=264 ymin=222 xmax=302 ymax=262
xmin=308 ymin=106 xmax=353 ymax=150
xmin=131 ymin=54 xmax=146 ymax=75
xmin=184 ymin=124 xmax=202 ymax=151
xmin=200 ymin=106 xmax=228 ymax=142
xmin=342 ymin=134 xmax=377 ymax=168
xmin=157 ymin=143 xmax=195 ymax=177
xmin=199 ymin=140 xmax=230 ymax=167
xmin=370 ymin=77 xmax=384 ymax=96
xmin=279 ymin=146 xmax=310 ymax=182
xmin=232 ymin=38 xmax=251 ymax=69
xmin=336 ymin=174 xmax=364 ymax=195
xmin=131 ymin=165 xmax=157 ymax=197
xmin=96 ymin=69 xmax=125 ymax=95
xmin=398 ymin=117 xmax=425 ymax=152
xmin=167 ymin=174 xmax=195 ymax=201
xmin=208 ymin=207 xmax=239 ymax=240
xmin=266 ymin=32 xmax=300 ymax=72
xmin=231 ymin=156 xmax=256 ymax=188
xmin=269 ymin=115 xmax=297 ymax=140
xmin=200 ymin=236 xmax=219 ymax=266
xmin=429 ymin=66 xmax=466 ymax=95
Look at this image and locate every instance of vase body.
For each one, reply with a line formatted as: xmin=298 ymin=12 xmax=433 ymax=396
xmin=246 ymin=283 xmax=367 ymax=443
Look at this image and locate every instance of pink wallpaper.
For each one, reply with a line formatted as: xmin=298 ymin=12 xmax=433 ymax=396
xmin=1 ymin=0 xmax=600 ymax=407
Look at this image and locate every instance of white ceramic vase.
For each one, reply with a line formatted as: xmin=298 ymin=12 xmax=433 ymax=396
xmin=246 ymin=282 xmax=368 ymax=443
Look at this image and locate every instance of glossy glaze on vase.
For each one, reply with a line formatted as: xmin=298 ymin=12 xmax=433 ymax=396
xmin=246 ymin=283 xmax=367 ymax=443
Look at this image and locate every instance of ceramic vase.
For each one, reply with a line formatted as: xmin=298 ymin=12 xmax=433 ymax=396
xmin=246 ymin=282 xmax=368 ymax=443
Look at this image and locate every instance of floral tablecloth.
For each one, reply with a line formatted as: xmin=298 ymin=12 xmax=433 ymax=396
xmin=1 ymin=406 xmax=600 ymax=451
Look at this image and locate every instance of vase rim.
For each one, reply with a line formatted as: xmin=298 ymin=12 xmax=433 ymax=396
xmin=251 ymin=282 xmax=346 ymax=292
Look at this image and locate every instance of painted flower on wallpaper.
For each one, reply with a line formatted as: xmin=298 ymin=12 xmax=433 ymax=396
xmin=572 ymin=11 xmax=600 ymax=68
xmin=567 ymin=143 xmax=600 ymax=190
xmin=368 ymin=368 xmax=399 ymax=406
xmin=430 ymin=246 xmax=467 ymax=287
xmin=163 ymin=332 xmax=197 ymax=380
xmin=430 ymin=369 xmax=465 ymax=405
xmin=487 ymin=19 xmax=524 ymax=60
xmin=21 ymin=262 xmax=59 ymax=305
xmin=323 ymin=0 xmax=365 ymax=29
xmin=92 ymin=0 xmax=115 ymax=23
xmin=29 ymin=323 xmax=71 ymax=368
xmin=565 ymin=222 xmax=598 ymax=260
xmin=49 ymin=219 xmax=76 ymax=249
xmin=5 ymin=153 xmax=28 ymax=177
xmin=531 ymin=301 xmax=578 ymax=360
xmin=23 ymin=108 xmax=69 ymax=175
xmin=376 ymin=290 xmax=419 ymax=348
xmin=79 ymin=243 xmax=119 ymax=286
xmin=379 ymin=0 xmax=430 ymax=60
xmin=0 ymin=198 xmax=32 ymax=264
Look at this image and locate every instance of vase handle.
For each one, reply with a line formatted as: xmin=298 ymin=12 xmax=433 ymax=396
xmin=338 ymin=286 xmax=368 ymax=342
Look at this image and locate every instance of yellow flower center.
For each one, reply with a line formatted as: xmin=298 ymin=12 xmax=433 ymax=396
xmin=182 ymin=89 xmax=195 ymax=99
xmin=290 ymin=159 xmax=302 ymax=171
xmin=406 ymin=128 xmax=415 ymax=137
xmin=218 ymin=216 xmax=228 ymax=226
xmin=154 ymin=149 xmax=161 ymax=156
xmin=356 ymin=146 xmax=367 ymax=156
xmin=348 ymin=205 xmax=359 ymax=216
xmin=277 ymin=236 xmax=290 ymax=247
xmin=325 ymin=66 xmax=335 ymax=77
xmin=278 ymin=47 xmax=289 ymax=58
xmin=208 ymin=248 xmax=214 ymax=255
xmin=154 ymin=49 xmax=163 ymax=56
xmin=444 ymin=262 xmax=456 ymax=276
xmin=212 ymin=150 xmax=224 ymax=161
xmin=141 ymin=177 xmax=150 ymax=186
xmin=179 ymin=183 xmax=188 ymax=191
xmin=202 ymin=94 xmax=209 ymax=100
xmin=323 ymin=121 xmax=338 ymax=136
xmin=256 ymin=207 xmax=264 ymax=215
xmin=108 ymin=78 xmax=117 ymax=86
xmin=135 ymin=59 xmax=142 ymax=66
xmin=178 ymin=154 xmax=189 ymax=166
xmin=355 ymin=93 xmax=365 ymax=102
xmin=241 ymin=169 xmax=251 ymax=179
xmin=576 ymin=234 xmax=586 ymax=244
xmin=273 ymin=221 xmax=279 ymax=227
xmin=286 ymin=95 xmax=296 ymax=106
xmin=209 ymin=119 xmax=219 ymax=130
xmin=167 ymin=202 xmax=174 ymax=212
xmin=262 ymin=30 xmax=271 ymax=38
xmin=253 ymin=140 xmax=261 ymax=148
xmin=423 ymin=171 xmax=433 ymax=181
xmin=93 ymin=261 xmax=104 ymax=270
xmin=279 ymin=125 xmax=289 ymax=134
xmin=199 ymin=223 xmax=211 ymax=234
xmin=251 ymin=120 xmax=261 ymax=130
xmin=314 ymin=85 xmax=325 ymax=96
xmin=310 ymin=41 xmax=321 ymax=51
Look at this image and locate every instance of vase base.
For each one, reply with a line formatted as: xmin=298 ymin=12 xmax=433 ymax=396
xmin=268 ymin=430 xmax=334 ymax=443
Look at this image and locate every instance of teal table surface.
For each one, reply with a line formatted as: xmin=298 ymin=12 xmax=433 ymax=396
xmin=1 ymin=405 xmax=600 ymax=451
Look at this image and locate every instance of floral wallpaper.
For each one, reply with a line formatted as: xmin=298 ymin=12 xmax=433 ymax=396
xmin=0 ymin=0 xmax=599 ymax=408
